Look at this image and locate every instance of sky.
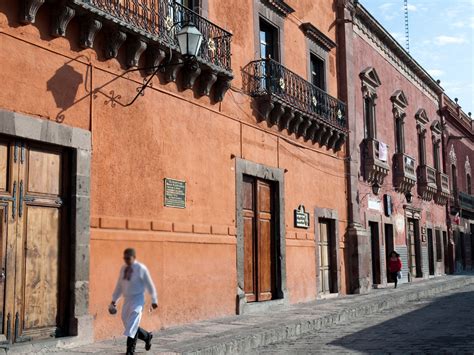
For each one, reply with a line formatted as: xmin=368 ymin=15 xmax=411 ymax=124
xmin=361 ymin=0 xmax=474 ymax=114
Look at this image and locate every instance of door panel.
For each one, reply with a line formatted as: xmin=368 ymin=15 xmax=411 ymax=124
xmin=319 ymin=221 xmax=330 ymax=294
xmin=0 ymin=142 xmax=9 ymax=192
xmin=408 ymin=220 xmax=416 ymax=278
xmin=243 ymin=177 xmax=256 ymax=302
xmin=23 ymin=206 xmax=60 ymax=331
xmin=27 ymin=149 xmax=61 ymax=196
xmin=256 ymin=180 xmax=273 ymax=301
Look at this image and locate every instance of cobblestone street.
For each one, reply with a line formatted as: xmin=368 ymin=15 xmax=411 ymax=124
xmin=256 ymin=284 xmax=474 ymax=354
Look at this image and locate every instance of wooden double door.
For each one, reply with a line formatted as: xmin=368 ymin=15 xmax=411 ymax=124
xmin=0 ymin=137 xmax=69 ymax=343
xmin=243 ymin=176 xmax=276 ymax=302
xmin=318 ymin=220 xmax=337 ymax=294
xmin=407 ymin=219 xmax=422 ymax=278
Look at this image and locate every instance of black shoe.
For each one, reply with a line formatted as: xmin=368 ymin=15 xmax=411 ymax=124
xmin=126 ymin=336 xmax=137 ymax=355
xmin=145 ymin=333 xmax=153 ymax=351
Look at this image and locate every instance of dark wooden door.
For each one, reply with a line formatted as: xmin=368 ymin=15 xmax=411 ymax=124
xmin=243 ymin=176 xmax=275 ymax=302
xmin=0 ymin=137 xmax=69 ymax=343
xmin=369 ymin=222 xmax=381 ymax=285
xmin=427 ymin=229 xmax=435 ymax=276
xmin=407 ymin=219 xmax=417 ymax=279
xmin=384 ymin=224 xmax=394 ymax=282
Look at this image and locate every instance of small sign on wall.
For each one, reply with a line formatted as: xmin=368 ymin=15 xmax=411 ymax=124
xmin=368 ymin=197 xmax=381 ymax=212
xmin=294 ymin=205 xmax=310 ymax=229
xmin=164 ymin=178 xmax=186 ymax=208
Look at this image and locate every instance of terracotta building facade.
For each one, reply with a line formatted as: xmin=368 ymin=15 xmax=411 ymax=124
xmin=337 ymin=1 xmax=450 ymax=293
xmin=440 ymin=96 xmax=474 ymax=273
xmin=0 ymin=0 xmax=349 ymax=343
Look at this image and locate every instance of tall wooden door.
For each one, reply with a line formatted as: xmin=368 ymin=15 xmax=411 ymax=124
xmin=369 ymin=222 xmax=381 ymax=285
xmin=0 ymin=138 xmax=69 ymax=343
xmin=318 ymin=220 xmax=336 ymax=294
xmin=243 ymin=176 xmax=275 ymax=302
xmin=427 ymin=229 xmax=435 ymax=276
xmin=384 ymin=224 xmax=394 ymax=282
xmin=407 ymin=219 xmax=416 ymax=279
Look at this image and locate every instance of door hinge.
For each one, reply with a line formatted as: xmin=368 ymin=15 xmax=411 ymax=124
xmin=18 ymin=180 xmax=23 ymax=218
xmin=13 ymin=312 xmax=19 ymax=340
xmin=20 ymin=143 xmax=25 ymax=164
xmin=13 ymin=143 xmax=18 ymax=163
xmin=6 ymin=313 xmax=11 ymax=341
xmin=0 ymin=181 xmax=16 ymax=219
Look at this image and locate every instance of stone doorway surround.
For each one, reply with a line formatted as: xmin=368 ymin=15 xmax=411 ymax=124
xmin=0 ymin=110 xmax=92 ymax=347
xmin=235 ymin=158 xmax=288 ymax=314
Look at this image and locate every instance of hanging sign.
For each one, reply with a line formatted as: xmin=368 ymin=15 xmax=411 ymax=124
xmin=164 ymin=178 xmax=186 ymax=208
xmin=294 ymin=205 xmax=310 ymax=229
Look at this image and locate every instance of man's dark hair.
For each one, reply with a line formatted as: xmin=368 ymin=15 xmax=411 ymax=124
xmin=124 ymin=248 xmax=136 ymax=258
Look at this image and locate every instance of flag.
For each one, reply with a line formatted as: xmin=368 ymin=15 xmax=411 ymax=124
xmin=454 ymin=212 xmax=460 ymax=225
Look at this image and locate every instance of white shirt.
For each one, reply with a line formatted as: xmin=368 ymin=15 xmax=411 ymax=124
xmin=112 ymin=261 xmax=158 ymax=304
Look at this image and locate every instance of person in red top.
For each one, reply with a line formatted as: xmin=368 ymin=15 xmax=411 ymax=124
xmin=388 ymin=251 xmax=402 ymax=288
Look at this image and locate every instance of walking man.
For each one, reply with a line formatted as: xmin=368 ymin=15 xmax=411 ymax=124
xmin=110 ymin=248 xmax=158 ymax=354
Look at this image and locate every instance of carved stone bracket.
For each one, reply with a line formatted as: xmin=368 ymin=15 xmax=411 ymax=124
xmin=79 ymin=17 xmax=102 ymax=49
xmin=181 ymin=62 xmax=202 ymax=90
xmin=269 ymin=103 xmax=285 ymax=126
xmin=145 ymin=47 xmax=166 ymax=75
xmin=21 ymin=0 xmax=45 ymax=24
xmin=51 ymin=5 xmax=75 ymax=37
xmin=197 ymin=71 xmax=218 ymax=97
xmin=213 ymin=75 xmax=233 ymax=103
xmin=162 ymin=57 xmax=183 ymax=83
xmin=279 ymin=109 xmax=294 ymax=131
xmin=126 ymin=38 xmax=147 ymax=68
xmin=104 ymin=29 xmax=127 ymax=59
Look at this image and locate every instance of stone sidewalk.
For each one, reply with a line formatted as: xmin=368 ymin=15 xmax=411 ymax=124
xmin=18 ymin=275 xmax=474 ymax=354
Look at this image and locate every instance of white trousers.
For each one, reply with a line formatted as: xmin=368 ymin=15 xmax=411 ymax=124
xmin=121 ymin=293 xmax=144 ymax=338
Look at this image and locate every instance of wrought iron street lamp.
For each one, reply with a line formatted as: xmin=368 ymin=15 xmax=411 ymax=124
xmin=126 ymin=22 xmax=203 ymax=106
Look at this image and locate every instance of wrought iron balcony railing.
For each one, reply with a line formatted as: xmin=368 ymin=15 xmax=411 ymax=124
xmin=74 ymin=0 xmax=232 ymax=72
xmin=435 ymin=171 xmax=450 ymax=205
xmin=459 ymin=192 xmax=474 ymax=211
xmin=363 ymin=138 xmax=390 ymax=186
xmin=247 ymin=59 xmax=347 ymax=130
xmin=417 ymin=165 xmax=437 ymax=201
xmin=393 ymin=152 xmax=416 ymax=194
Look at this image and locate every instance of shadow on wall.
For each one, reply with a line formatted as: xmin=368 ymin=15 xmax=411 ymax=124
xmin=329 ymin=290 xmax=474 ymax=352
xmin=47 ymin=63 xmax=84 ymax=110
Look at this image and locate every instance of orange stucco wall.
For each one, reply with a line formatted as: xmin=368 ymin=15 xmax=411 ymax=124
xmin=0 ymin=0 xmax=347 ymax=341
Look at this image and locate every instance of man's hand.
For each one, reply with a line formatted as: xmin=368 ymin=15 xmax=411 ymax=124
xmin=152 ymin=303 xmax=158 ymax=309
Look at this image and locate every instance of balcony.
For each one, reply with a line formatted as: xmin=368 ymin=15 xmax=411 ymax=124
xmin=458 ymin=192 xmax=474 ymax=211
xmin=245 ymin=59 xmax=347 ymax=151
xmin=393 ymin=153 xmax=416 ymax=194
xmin=22 ymin=0 xmax=233 ymax=102
xmin=435 ymin=171 xmax=450 ymax=205
xmin=363 ymin=138 xmax=390 ymax=186
xmin=417 ymin=165 xmax=437 ymax=201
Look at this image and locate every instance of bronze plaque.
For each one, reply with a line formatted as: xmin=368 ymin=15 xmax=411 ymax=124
xmin=164 ymin=178 xmax=186 ymax=208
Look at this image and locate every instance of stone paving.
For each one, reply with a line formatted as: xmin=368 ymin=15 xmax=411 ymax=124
xmin=256 ymin=283 xmax=474 ymax=354
xmin=29 ymin=274 xmax=474 ymax=355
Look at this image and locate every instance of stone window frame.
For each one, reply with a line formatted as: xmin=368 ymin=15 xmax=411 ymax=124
xmin=431 ymin=120 xmax=442 ymax=171
xmin=465 ymin=156 xmax=471 ymax=194
xmin=390 ymin=90 xmax=408 ymax=154
xmin=0 ymin=110 xmax=92 ymax=343
xmin=300 ymin=22 xmax=336 ymax=93
xmin=253 ymin=0 xmax=292 ymax=62
xmin=235 ymin=158 xmax=287 ymax=314
xmin=314 ymin=207 xmax=340 ymax=296
xmin=415 ymin=109 xmax=429 ymax=166
xmin=360 ymin=67 xmax=382 ymax=139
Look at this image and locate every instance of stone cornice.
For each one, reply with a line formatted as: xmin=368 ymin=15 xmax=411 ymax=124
xmin=261 ymin=0 xmax=295 ymax=17
xmin=354 ymin=5 xmax=443 ymax=103
xmin=441 ymin=96 xmax=473 ymax=139
xmin=300 ymin=23 xmax=336 ymax=51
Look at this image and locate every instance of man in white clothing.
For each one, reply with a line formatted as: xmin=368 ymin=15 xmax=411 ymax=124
xmin=110 ymin=248 xmax=158 ymax=355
